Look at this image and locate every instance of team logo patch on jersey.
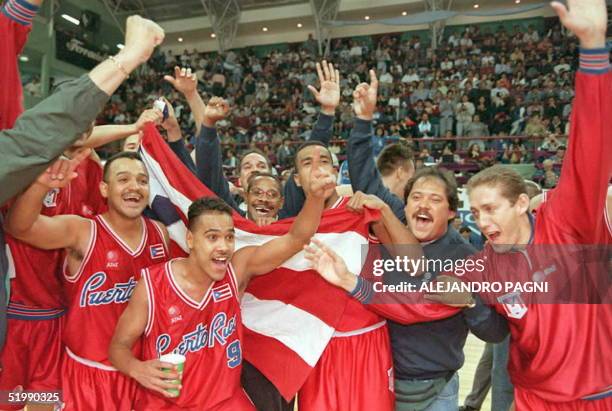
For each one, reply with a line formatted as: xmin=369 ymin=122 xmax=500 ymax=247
xmin=212 ymin=284 xmax=233 ymax=302
xmin=81 ymin=204 xmax=94 ymax=217
xmin=168 ymin=305 xmax=183 ymax=324
xmin=498 ymin=292 xmax=528 ymax=319
xmin=150 ymin=244 xmax=166 ymax=259
xmin=43 ymin=189 xmax=59 ymax=208
xmin=106 ymin=250 xmax=119 ymax=269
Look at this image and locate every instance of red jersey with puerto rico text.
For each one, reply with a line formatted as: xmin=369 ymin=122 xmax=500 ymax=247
xmin=62 ymin=215 xmax=168 ymax=365
xmin=134 ymin=259 xmax=243 ymax=410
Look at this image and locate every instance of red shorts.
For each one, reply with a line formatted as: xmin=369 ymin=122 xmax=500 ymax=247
xmin=515 ymin=388 xmax=612 ymax=411
xmin=134 ymin=387 xmax=255 ymax=411
xmin=61 ymin=349 xmax=136 ymax=411
xmin=299 ymin=322 xmax=394 ymax=411
xmin=0 ymin=316 xmax=64 ymax=410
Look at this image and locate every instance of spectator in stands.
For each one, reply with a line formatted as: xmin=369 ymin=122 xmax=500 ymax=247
xmin=465 ymin=114 xmax=490 ymax=150
xmin=276 ymin=138 xmax=295 ymax=169
xmin=455 ymin=95 xmax=475 ymax=137
xmin=501 ymin=139 xmax=528 ymax=164
xmin=439 ymin=91 xmax=455 ymax=137
xmin=533 ymin=159 xmax=559 ymax=189
xmin=550 ymin=145 xmax=566 ymax=165
xmin=524 ymin=113 xmax=548 ymax=138
xmin=417 ymin=113 xmax=434 ymax=138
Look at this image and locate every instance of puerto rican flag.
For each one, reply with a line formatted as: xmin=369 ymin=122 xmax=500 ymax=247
xmin=212 ymin=283 xmax=233 ymax=302
xmin=149 ymin=243 xmax=166 ymax=259
xmin=139 ymin=124 xmax=378 ymax=399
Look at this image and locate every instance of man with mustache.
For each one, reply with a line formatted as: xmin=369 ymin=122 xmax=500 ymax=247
xmin=345 ymin=69 xmax=508 ymax=410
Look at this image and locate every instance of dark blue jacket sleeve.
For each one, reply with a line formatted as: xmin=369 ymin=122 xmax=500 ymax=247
xmin=280 ymin=113 xmax=334 ymax=218
xmin=462 ymin=296 xmax=510 ymax=343
xmin=347 ymin=118 xmax=406 ymax=223
xmin=168 ymin=140 xmax=196 ymax=175
xmin=195 ymin=126 xmax=242 ymax=213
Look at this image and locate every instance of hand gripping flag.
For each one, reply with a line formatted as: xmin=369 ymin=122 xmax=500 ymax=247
xmin=139 ymin=124 xmax=379 ymax=399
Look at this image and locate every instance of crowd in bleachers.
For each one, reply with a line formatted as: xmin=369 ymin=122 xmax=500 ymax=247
xmin=97 ymin=17 xmax=581 ymax=187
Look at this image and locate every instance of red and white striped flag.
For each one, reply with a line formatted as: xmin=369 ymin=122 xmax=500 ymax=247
xmin=139 ymin=124 xmax=378 ymax=399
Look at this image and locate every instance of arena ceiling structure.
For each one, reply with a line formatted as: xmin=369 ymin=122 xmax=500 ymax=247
xmin=98 ymin=0 xmax=606 ymax=53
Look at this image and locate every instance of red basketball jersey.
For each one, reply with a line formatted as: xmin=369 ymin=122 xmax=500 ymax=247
xmin=62 ymin=215 xmax=168 ymax=365
xmin=5 ymin=158 xmax=106 ymax=319
xmin=135 ymin=259 xmax=243 ymax=410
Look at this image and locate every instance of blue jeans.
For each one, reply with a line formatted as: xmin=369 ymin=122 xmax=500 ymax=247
xmin=423 ymin=373 xmax=460 ymax=411
xmin=491 ymin=336 xmax=514 ymax=411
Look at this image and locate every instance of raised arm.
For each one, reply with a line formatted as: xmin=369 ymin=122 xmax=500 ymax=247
xmin=160 ymin=98 xmax=197 ymax=175
xmin=0 ymin=15 xmax=164 ymax=205
xmin=547 ymin=0 xmax=611 ymax=241
xmin=109 ymin=278 xmax=179 ymax=398
xmin=281 ymin=61 xmax=340 ymax=218
xmin=234 ymin=149 xmax=334 ymax=285
xmin=164 ymin=66 xmax=206 ymax=135
xmin=85 ymin=109 xmax=162 ymax=149
xmin=5 ymin=150 xmax=93 ymax=251
xmin=348 ymin=70 xmax=406 ymax=223
xmin=304 ymin=238 xmax=459 ymax=324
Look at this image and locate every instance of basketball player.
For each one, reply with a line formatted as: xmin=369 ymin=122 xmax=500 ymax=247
xmin=108 ymin=149 xmax=336 ymax=410
xmin=5 ymin=151 xmax=171 ymax=410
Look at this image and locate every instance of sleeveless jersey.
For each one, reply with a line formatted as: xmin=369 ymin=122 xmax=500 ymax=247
xmin=62 ymin=215 xmax=168 ymax=365
xmin=5 ymin=157 xmax=106 ymax=319
xmin=135 ymin=259 xmax=243 ymax=410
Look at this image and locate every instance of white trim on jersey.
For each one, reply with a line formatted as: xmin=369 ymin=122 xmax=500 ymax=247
xmin=166 ymin=258 xmax=214 ymax=310
xmin=97 ymin=215 xmax=148 ymax=256
xmin=151 ymin=220 xmax=170 ymax=254
xmin=142 ymin=268 xmax=155 ymax=337
xmin=226 ymin=263 xmax=240 ymax=303
xmin=64 ymin=219 xmax=97 ymax=283
xmin=332 ymin=320 xmax=386 ymax=338
xmin=65 ymin=347 xmax=118 ymax=372
xmin=329 ymin=196 xmax=346 ymax=210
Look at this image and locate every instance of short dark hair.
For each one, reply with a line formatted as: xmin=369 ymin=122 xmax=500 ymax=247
xmin=246 ymin=172 xmax=282 ymax=193
xmin=293 ymin=140 xmax=331 ymax=170
xmin=404 ymin=166 xmax=459 ymax=212
xmin=103 ymin=151 xmax=145 ymax=182
xmin=377 ymin=143 xmax=414 ymax=177
xmin=187 ymin=197 xmax=233 ymax=230
xmin=239 ymin=149 xmax=271 ymax=172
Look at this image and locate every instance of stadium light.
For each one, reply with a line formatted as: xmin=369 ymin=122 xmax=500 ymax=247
xmin=211 ymin=33 xmax=216 ymax=38
xmin=297 ymin=23 xmax=303 ymax=28
xmin=178 ymin=37 xmax=184 ymax=42
xmin=61 ymin=14 xmax=80 ymax=25
xmin=473 ymin=4 xmax=479 ymax=8
xmin=116 ymin=44 xmax=124 ymax=50
xmin=402 ymin=11 xmax=407 ymax=16
xmin=515 ymin=0 xmax=521 ymax=3
xmin=364 ymin=15 xmax=370 ymax=20
xmin=262 ymin=27 xmax=268 ymax=32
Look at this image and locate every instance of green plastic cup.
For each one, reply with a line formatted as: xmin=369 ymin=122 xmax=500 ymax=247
xmin=160 ymin=353 xmax=185 ymax=397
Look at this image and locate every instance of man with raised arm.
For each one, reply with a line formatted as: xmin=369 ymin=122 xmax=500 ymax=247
xmin=109 ymin=150 xmax=335 ymax=410
xmin=6 ymin=151 xmax=172 ymax=410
